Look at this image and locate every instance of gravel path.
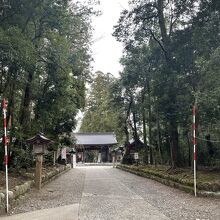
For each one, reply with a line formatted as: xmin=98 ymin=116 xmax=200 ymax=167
xmin=109 ymin=168 xmax=220 ymax=220
xmin=9 ymin=166 xmax=220 ymax=220
xmin=10 ymin=168 xmax=85 ymax=214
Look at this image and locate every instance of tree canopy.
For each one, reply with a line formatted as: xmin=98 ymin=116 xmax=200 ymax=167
xmin=0 ymin=0 xmax=97 ymax=168
xmin=80 ymin=71 xmax=124 ymax=144
xmin=110 ymin=0 xmax=220 ymax=167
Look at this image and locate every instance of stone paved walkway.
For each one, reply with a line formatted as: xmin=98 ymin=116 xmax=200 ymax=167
xmin=2 ymin=166 xmax=220 ymax=220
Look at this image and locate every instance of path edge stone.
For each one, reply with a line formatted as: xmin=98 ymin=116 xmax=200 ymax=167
xmin=0 ymin=165 xmax=71 ymax=215
xmin=116 ymin=165 xmax=220 ymax=199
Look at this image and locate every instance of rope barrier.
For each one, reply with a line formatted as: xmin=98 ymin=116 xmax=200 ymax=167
xmin=190 ymin=135 xmax=220 ymax=143
xmin=195 ymin=136 xmax=220 ymax=143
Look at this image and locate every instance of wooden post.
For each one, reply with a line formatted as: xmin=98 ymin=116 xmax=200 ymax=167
xmin=35 ymin=154 xmax=43 ymax=190
xmin=112 ymin=154 xmax=116 ymax=168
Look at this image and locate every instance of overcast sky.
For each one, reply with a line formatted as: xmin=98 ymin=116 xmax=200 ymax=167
xmin=90 ymin=0 xmax=129 ymax=77
xmin=75 ymin=0 xmax=129 ymax=130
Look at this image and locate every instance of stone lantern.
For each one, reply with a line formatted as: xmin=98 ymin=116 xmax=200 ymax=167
xmin=69 ymin=148 xmax=76 ymax=168
xmin=26 ymin=133 xmax=52 ymax=190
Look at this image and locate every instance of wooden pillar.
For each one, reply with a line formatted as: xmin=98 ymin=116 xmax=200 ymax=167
xmin=81 ymin=151 xmax=83 ymax=163
xmin=98 ymin=149 xmax=101 ymax=163
xmin=83 ymin=146 xmax=85 ymax=163
xmin=107 ymin=146 xmax=110 ymax=162
xmin=73 ymin=154 xmax=76 ymax=168
xmin=112 ymin=152 xmax=116 ymax=167
xmin=35 ymin=154 xmax=43 ymax=190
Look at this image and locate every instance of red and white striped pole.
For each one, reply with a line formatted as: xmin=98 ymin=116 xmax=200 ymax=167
xmin=193 ymin=105 xmax=197 ymax=197
xmin=3 ymin=98 xmax=9 ymax=212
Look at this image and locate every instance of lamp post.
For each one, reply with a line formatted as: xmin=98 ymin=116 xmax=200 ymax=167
xmin=26 ymin=134 xmax=52 ymax=190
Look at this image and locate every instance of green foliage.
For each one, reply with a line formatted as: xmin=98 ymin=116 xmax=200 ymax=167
xmin=111 ymin=0 xmax=220 ymax=167
xmin=80 ymin=71 xmax=125 ymax=143
xmin=0 ymin=0 xmax=97 ymax=169
xmin=59 ymin=136 xmax=72 ymax=147
xmin=13 ymin=148 xmax=34 ymax=169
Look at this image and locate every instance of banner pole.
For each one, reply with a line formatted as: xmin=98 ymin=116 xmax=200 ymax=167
xmin=193 ymin=105 xmax=197 ymax=197
xmin=3 ymin=98 xmax=9 ymax=212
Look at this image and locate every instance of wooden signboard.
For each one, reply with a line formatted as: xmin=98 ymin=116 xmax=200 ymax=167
xmin=134 ymin=152 xmax=139 ymax=160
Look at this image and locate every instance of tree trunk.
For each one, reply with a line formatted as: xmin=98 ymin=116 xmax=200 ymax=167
xmin=7 ymin=80 xmax=15 ymax=146
xmin=147 ymin=82 xmax=153 ymax=164
xmin=124 ymin=123 xmax=129 ymax=145
xmin=124 ymin=98 xmax=133 ymax=146
xmin=157 ymin=0 xmax=180 ymax=167
xmin=4 ymin=65 xmax=18 ymax=150
xmin=169 ymin=120 xmax=179 ymax=168
xmin=141 ymin=80 xmax=148 ymax=164
xmin=206 ymin=133 xmax=214 ymax=158
xmin=133 ymin=111 xmax=138 ymax=142
xmin=142 ymin=108 xmax=148 ymax=164
xmin=187 ymin=132 xmax=191 ymax=167
xmin=20 ymin=72 xmax=33 ymax=133
xmin=157 ymin=0 xmax=172 ymax=63
xmin=156 ymin=110 xmax=162 ymax=164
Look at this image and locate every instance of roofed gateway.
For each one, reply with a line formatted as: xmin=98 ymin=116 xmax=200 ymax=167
xmin=73 ymin=132 xmax=117 ymax=163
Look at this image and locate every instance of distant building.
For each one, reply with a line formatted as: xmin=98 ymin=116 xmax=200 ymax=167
xmin=73 ymin=132 xmax=118 ymax=163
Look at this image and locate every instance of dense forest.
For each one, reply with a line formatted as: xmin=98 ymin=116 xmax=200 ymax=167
xmin=0 ymin=0 xmax=97 ymax=169
xmin=1 ymin=0 xmax=220 ymax=170
xmin=81 ymin=0 xmax=220 ymax=168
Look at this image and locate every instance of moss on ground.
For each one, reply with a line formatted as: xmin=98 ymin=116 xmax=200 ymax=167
xmin=117 ymin=164 xmax=220 ymax=192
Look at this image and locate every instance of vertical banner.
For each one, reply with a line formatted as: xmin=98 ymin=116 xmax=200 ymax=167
xmin=3 ymin=98 xmax=9 ymax=212
xmin=61 ymin=147 xmax=67 ymax=160
xmin=193 ymin=105 xmax=197 ymax=197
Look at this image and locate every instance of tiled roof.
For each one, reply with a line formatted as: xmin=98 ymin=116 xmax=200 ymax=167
xmin=73 ymin=132 xmax=117 ymax=146
xmin=26 ymin=133 xmax=52 ymax=145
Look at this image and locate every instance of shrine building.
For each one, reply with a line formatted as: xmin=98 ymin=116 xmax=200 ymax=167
xmin=73 ymin=132 xmax=118 ymax=163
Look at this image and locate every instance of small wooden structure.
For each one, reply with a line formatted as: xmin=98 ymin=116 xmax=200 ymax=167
xmin=26 ymin=134 xmax=52 ymax=190
xmin=111 ymin=147 xmax=124 ymax=162
xmin=127 ymin=139 xmax=145 ymax=155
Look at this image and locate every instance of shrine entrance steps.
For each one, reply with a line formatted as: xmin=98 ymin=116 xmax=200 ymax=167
xmin=76 ymin=162 xmax=113 ymax=167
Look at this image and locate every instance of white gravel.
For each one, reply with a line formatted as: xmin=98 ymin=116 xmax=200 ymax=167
xmin=8 ymin=166 xmax=220 ymax=220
